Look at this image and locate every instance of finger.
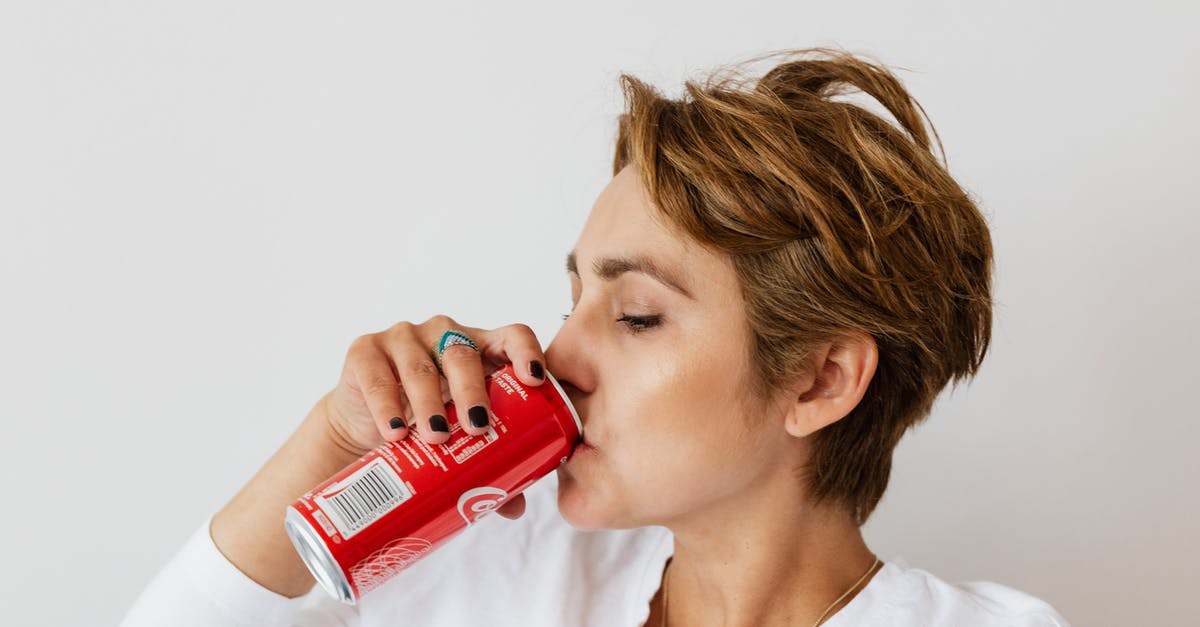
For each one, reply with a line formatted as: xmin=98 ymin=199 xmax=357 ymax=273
xmin=388 ymin=327 xmax=453 ymax=445
xmin=438 ymin=335 xmax=493 ymax=437
xmin=496 ymin=493 xmax=527 ymax=520
xmin=479 ymin=323 xmax=548 ymax=387
xmin=350 ymin=340 xmax=411 ymax=443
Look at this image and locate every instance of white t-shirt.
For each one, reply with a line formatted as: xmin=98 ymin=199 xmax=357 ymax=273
xmin=121 ymin=473 xmax=1071 ymax=626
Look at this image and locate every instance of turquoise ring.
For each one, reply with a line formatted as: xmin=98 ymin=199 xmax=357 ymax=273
xmin=431 ymin=330 xmax=479 ymax=371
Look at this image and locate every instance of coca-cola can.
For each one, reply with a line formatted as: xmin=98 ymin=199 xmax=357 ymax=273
xmin=284 ymin=362 xmax=581 ymax=604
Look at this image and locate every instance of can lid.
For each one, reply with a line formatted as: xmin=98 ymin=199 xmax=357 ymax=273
xmin=544 ymin=370 xmax=584 ymax=439
xmin=285 ymin=506 xmax=356 ymax=605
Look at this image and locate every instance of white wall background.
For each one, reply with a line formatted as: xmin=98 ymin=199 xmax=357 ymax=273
xmin=1 ymin=1 xmax=1196 ymax=625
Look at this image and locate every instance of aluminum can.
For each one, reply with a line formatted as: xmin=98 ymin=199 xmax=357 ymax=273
xmin=285 ymin=363 xmax=581 ymax=604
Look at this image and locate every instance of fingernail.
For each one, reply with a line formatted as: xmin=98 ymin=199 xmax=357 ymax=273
xmin=389 ymin=416 xmax=406 ymax=430
xmin=469 ymin=405 xmax=489 ymax=429
xmin=429 ymin=414 xmax=449 ymax=433
xmin=529 ymin=360 xmax=545 ymax=380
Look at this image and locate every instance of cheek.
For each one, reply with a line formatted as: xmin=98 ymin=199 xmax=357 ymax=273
xmin=622 ymin=360 xmax=770 ymax=508
xmin=556 ymin=331 xmax=762 ymax=527
xmin=558 ymin=396 xmax=763 ymax=528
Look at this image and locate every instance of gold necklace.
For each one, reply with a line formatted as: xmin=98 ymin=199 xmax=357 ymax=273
xmin=658 ymin=555 xmax=881 ymax=627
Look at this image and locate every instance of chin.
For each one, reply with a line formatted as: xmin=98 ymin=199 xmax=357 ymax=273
xmin=555 ymin=467 xmax=625 ymax=531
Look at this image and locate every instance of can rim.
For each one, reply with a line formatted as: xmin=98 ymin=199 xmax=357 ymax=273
xmin=544 ymin=370 xmax=583 ymax=439
xmin=285 ymin=506 xmax=356 ymax=605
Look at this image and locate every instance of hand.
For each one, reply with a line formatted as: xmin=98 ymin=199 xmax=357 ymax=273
xmin=323 ymin=315 xmax=548 ymax=520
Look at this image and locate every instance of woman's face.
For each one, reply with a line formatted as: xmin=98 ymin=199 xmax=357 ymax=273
xmin=546 ymin=165 xmax=791 ymax=530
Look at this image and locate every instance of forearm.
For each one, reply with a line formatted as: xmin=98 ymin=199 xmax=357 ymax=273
xmin=210 ymin=393 xmax=364 ymax=598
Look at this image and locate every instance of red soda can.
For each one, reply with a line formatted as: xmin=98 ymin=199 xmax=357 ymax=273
xmin=284 ymin=363 xmax=581 ymax=604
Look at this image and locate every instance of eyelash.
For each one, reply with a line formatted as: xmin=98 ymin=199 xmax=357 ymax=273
xmin=560 ymin=312 xmax=663 ymax=334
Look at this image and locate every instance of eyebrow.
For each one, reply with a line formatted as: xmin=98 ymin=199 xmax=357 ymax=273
xmin=566 ymin=250 xmax=695 ymax=300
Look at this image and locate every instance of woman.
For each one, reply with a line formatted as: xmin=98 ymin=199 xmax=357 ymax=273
xmin=121 ymin=48 xmax=1070 ymax=626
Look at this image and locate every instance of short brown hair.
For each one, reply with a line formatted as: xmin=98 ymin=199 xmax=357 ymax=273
xmin=612 ymin=48 xmax=993 ymax=525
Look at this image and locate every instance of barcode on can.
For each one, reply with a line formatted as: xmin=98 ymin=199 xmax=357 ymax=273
xmin=315 ymin=458 xmax=412 ymax=539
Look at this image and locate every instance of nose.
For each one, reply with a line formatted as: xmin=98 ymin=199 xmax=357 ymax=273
xmin=543 ymin=313 xmax=595 ymax=398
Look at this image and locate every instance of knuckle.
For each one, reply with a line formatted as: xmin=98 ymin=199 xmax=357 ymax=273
xmin=423 ymin=314 xmax=456 ymax=329
xmin=347 ymin=334 xmax=376 ymax=356
xmin=387 ymin=320 xmax=416 ymax=336
xmin=401 ymin=359 xmax=441 ymax=381
xmin=504 ymin=322 xmax=535 ymax=338
xmin=345 ymin=341 xmax=380 ymax=367
xmin=358 ymin=373 xmax=397 ymax=396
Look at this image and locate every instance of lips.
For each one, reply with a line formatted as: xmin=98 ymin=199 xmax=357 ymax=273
xmin=558 ymin=384 xmax=592 ymax=450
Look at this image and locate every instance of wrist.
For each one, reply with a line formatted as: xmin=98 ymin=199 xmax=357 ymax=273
xmin=210 ymin=395 xmax=371 ymax=598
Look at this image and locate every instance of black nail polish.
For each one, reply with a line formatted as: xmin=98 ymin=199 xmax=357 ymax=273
xmin=530 ymin=360 xmax=544 ymax=380
xmin=469 ymin=405 xmax=489 ymax=429
xmin=389 ymin=416 xmax=406 ymax=430
xmin=430 ymin=414 xmax=449 ymax=433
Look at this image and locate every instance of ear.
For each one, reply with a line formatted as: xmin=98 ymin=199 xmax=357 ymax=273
xmin=784 ymin=333 xmax=878 ymax=439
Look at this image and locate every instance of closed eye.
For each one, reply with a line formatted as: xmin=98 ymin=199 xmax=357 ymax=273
xmin=560 ymin=312 xmax=663 ymax=335
xmin=617 ymin=314 xmax=661 ymax=334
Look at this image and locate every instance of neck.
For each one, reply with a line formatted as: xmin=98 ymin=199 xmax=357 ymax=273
xmin=659 ymin=467 xmax=879 ymax=627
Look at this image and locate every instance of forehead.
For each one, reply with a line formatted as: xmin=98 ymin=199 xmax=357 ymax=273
xmin=572 ymin=166 xmax=736 ymax=297
xmin=575 ymin=166 xmax=695 ymax=260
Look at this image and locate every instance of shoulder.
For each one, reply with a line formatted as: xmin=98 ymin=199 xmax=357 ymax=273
xmin=833 ymin=559 xmax=1072 ymax=627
